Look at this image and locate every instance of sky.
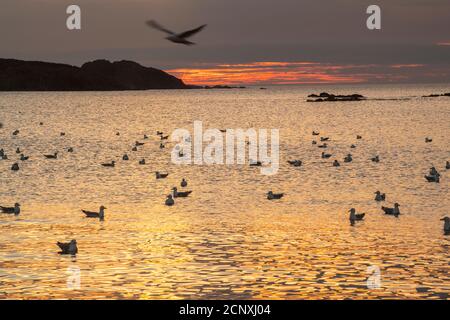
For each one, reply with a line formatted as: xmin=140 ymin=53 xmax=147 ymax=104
xmin=1 ymin=0 xmax=449 ymax=85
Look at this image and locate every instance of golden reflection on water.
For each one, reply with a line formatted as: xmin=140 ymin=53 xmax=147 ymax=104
xmin=0 ymin=85 xmax=449 ymax=299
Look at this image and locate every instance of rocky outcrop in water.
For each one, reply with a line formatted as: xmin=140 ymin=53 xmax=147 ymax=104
xmin=0 ymin=58 xmax=187 ymax=91
xmin=307 ymin=92 xmax=366 ymax=102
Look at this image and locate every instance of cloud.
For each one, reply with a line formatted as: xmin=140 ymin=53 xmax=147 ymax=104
xmin=166 ymin=61 xmax=444 ymax=85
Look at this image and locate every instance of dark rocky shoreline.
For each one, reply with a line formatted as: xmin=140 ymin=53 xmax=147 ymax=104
xmin=307 ymin=92 xmax=366 ymax=102
xmin=0 ymin=58 xmax=188 ymax=91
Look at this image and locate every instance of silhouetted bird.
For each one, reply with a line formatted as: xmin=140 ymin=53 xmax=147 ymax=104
xmin=44 ymin=152 xmax=58 ymax=159
xmin=267 ymin=191 xmax=284 ymax=200
xmin=57 ymin=239 xmax=78 ymax=255
xmin=156 ymin=171 xmax=169 ymax=179
xmin=181 ymin=178 xmax=188 ymax=187
xmin=165 ymin=195 xmax=175 ymax=206
xmin=344 ymin=154 xmax=353 ymax=163
xmin=82 ymin=206 xmax=106 ymax=221
xmin=287 ymin=160 xmax=302 ymax=167
xmin=349 ymin=208 xmax=365 ymax=225
xmin=0 ymin=203 xmax=20 ymax=215
xmin=382 ymin=203 xmax=400 ymax=216
xmin=172 ymin=187 xmax=192 ymax=198
xmin=11 ymin=163 xmax=19 ymax=171
xmin=146 ymin=20 xmax=207 ymax=45
xmin=101 ymin=161 xmax=115 ymax=167
xmin=374 ymin=191 xmax=386 ymax=201
xmin=441 ymin=217 xmax=450 ymax=234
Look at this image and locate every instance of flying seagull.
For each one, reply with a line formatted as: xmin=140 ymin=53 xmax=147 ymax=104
xmin=146 ymin=20 xmax=206 ymax=45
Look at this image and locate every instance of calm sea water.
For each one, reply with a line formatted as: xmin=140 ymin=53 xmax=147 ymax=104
xmin=0 ymin=84 xmax=449 ymax=299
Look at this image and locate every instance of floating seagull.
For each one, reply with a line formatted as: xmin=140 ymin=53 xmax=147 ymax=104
xmin=60 ymin=132 xmax=66 ymax=136
xmin=0 ymin=203 xmax=20 ymax=215
xmin=349 ymin=208 xmax=365 ymax=225
xmin=116 ymin=132 xmax=120 ymax=136
xmin=312 ymin=141 xmax=317 ymax=145
xmin=156 ymin=171 xmax=169 ymax=179
xmin=11 ymin=163 xmax=19 ymax=171
xmin=160 ymin=143 xmax=165 ymax=149
xmin=425 ymin=167 xmax=440 ymax=182
xmin=123 ymin=154 xmax=129 ymax=161
xmin=1 ymin=154 xmax=7 ymax=160
xmin=132 ymin=146 xmax=138 ymax=152
xmin=20 ymin=154 xmax=29 ymax=161
xmin=139 ymin=159 xmax=146 ymax=165
xmin=344 ymin=154 xmax=353 ymax=162
xmin=101 ymin=161 xmax=115 ymax=167
xmin=143 ymin=134 xmax=149 ymax=140
xmin=172 ymin=187 xmax=192 ymax=198
xmin=446 ymin=161 xmax=450 ymax=170
xmin=312 ymin=131 xmax=320 ymax=136
xmin=425 ymin=137 xmax=432 ymax=143
xmin=181 ymin=178 xmax=188 ymax=187
xmin=146 ymin=20 xmax=207 ymax=45
xmin=429 ymin=167 xmax=439 ymax=177
xmin=371 ymin=155 xmax=380 ymax=163
xmin=57 ymin=239 xmax=78 ymax=255
xmin=382 ymin=203 xmax=400 ymax=216
xmin=67 ymin=147 xmax=74 ymax=153
xmin=350 ymin=144 xmax=357 ymax=149
xmin=165 ymin=195 xmax=175 ymax=206
xmin=82 ymin=206 xmax=106 ymax=221
xmin=318 ymin=143 xmax=328 ymax=148
xmin=267 ymin=191 xmax=284 ymax=200
xmin=135 ymin=141 xmax=145 ymax=146
xmin=287 ymin=160 xmax=302 ymax=167
xmin=16 ymin=147 xmax=21 ymax=154
xmin=39 ymin=122 xmax=44 ymax=126
xmin=12 ymin=130 xmax=19 ymax=136
xmin=321 ymin=152 xmax=332 ymax=159
xmin=425 ymin=174 xmax=440 ymax=183
xmin=44 ymin=152 xmax=58 ymax=159
xmin=0 ymin=148 xmax=4 ymax=157
xmin=320 ymin=137 xmax=330 ymax=142
xmin=157 ymin=131 xmax=163 ymax=136
xmin=250 ymin=160 xmax=262 ymax=167
xmin=356 ymin=135 xmax=362 ymax=139
xmin=441 ymin=217 xmax=450 ymax=234
xmin=160 ymin=135 xmax=169 ymax=140
xmin=374 ymin=191 xmax=386 ymax=201
xmin=333 ymin=160 xmax=340 ymax=167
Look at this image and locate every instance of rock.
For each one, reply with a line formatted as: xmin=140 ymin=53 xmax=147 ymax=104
xmin=0 ymin=58 xmax=187 ymax=91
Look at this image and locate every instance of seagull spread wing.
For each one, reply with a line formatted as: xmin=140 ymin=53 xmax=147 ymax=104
xmin=177 ymin=24 xmax=207 ymax=39
xmin=146 ymin=20 xmax=175 ymax=35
